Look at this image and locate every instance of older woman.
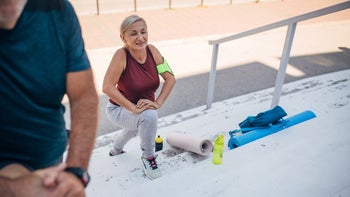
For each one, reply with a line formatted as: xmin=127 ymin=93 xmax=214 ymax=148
xmin=102 ymin=15 xmax=176 ymax=180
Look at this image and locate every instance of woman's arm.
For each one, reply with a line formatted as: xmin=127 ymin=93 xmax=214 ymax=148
xmin=148 ymin=45 xmax=176 ymax=108
xmin=102 ymin=49 xmax=143 ymax=114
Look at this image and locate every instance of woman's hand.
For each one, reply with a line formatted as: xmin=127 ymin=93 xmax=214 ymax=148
xmin=137 ymin=99 xmax=161 ymax=109
xmin=133 ymin=99 xmax=161 ymax=114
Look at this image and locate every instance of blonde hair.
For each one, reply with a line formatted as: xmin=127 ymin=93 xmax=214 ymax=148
xmin=120 ymin=15 xmax=147 ymax=35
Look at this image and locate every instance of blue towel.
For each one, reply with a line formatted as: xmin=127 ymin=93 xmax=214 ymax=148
xmin=238 ymin=106 xmax=287 ymax=133
xmin=228 ymin=110 xmax=316 ymax=149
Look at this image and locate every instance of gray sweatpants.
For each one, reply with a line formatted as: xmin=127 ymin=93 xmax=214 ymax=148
xmin=106 ymin=102 xmax=158 ymax=158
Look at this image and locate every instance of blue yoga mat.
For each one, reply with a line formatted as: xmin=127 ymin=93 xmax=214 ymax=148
xmin=228 ymin=110 xmax=316 ymax=149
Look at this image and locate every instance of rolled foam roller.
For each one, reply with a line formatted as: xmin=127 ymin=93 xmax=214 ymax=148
xmin=166 ymin=131 xmax=213 ymax=156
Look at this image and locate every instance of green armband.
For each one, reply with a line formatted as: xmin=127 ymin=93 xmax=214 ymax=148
xmin=157 ymin=58 xmax=174 ymax=75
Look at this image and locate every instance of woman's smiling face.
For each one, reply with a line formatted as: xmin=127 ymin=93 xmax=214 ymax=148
xmin=121 ymin=20 xmax=148 ymax=50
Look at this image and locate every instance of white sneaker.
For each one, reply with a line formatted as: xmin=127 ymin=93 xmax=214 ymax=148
xmin=140 ymin=155 xmax=162 ymax=180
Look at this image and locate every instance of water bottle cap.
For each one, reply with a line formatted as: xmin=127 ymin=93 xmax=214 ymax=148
xmin=155 ymin=135 xmax=163 ymax=143
xmin=215 ymin=134 xmax=224 ymax=145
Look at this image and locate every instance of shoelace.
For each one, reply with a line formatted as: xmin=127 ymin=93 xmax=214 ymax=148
xmin=147 ymin=158 xmax=158 ymax=170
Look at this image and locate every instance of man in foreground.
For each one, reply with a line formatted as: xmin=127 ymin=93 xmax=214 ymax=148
xmin=0 ymin=0 xmax=98 ymax=196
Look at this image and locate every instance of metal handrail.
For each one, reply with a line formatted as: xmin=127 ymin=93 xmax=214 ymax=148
xmin=206 ymin=1 xmax=350 ymax=109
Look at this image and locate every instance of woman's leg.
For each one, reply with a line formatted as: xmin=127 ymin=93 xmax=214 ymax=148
xmin=137 ymin=109 xmax=158 ymax=158
xmin=112 ymin=128 xmax=138 ymax=153
xmin=106 ymin=102 xmax=158 ymax=158
xmin=107 ymin=103 xmax=137 ymax=153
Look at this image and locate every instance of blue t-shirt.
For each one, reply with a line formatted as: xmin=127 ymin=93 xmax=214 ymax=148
xmin=0 ymin=0 xmax=91 ymax=169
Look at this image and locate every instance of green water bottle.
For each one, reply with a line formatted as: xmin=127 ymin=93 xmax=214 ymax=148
xmin=212 ymin=134 xmax=224 ymax=165
xmin=155 ymin=135 xmax=163 ymax=152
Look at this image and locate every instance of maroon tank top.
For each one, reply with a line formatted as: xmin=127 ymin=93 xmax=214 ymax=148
xmin=111 ymin=46 xmax=160 ymax=105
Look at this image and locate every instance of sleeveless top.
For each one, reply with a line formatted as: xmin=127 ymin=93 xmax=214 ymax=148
xmin=111 ymin=46 xmax=160 ymax=105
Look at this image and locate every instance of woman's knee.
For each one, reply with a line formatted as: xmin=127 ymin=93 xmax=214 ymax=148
xmin=140 ymin=109 xmax=158 ymax=124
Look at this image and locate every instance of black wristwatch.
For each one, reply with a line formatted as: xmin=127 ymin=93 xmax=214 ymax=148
xmin=64 ymin=167 xmax=91 ymax=188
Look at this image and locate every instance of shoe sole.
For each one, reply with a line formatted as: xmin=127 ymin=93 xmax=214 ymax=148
xmin=109 ymin=150 xmax=126 ymax=156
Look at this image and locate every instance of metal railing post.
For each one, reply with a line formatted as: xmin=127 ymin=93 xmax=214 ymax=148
xmin=134 ymin=0 xmax=137 ymax=12
xmin=271 ymin=22 xmax=297 ymax=108
xmin=96 ymin=0 xmax=100 ymax=15
xmin=206 ymin=44 xmax=220 ymax=109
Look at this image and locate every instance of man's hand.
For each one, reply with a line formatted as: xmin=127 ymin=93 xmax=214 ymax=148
xmin=0 ymin=163 xmax=86 ymax=197
xmin=51 ymin=171 xmax=86 ymax=197
xmin=35 ymin=163 xmax=86 ymax=197
xmin=34 ymin=162 xmax=66 ymax=188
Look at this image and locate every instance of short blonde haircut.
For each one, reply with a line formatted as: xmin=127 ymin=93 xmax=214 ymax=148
xmin=120 ymin=15 xmax=147 ymax=35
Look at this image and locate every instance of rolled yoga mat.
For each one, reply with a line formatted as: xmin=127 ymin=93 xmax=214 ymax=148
xmin=228 ymin=110 xmax=316 ymax=149
xmin=166 ymin=131 xmax=213 ymax=156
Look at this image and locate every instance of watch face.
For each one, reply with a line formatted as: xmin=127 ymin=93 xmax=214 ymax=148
xmin=82 ymin=171 xmax=91 ymax=184
xmin=65 ymin=167 xmax=90 ymax=187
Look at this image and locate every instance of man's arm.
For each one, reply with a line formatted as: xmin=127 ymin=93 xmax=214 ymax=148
xmin=65 ymin=69 xmax=99 ymax=169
